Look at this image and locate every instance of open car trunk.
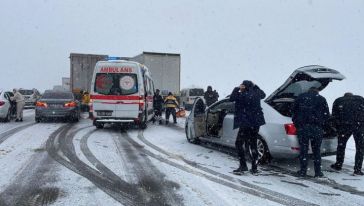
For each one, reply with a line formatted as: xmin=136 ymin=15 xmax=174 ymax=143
xmin=265 ymin=65 xmax=345 ymax=137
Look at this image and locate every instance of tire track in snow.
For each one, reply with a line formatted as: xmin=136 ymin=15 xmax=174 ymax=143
xmin=48 ymin=124 xmax=183 ymax=206
xmin=151 ymin=125 xmax=364 ymax=197
xmin=0 ymin=122 xmax=36 ymax=145
xmin=124 ymin=129 xmax=315 ymax=206
xmin=116 ymin=129 xmax=183 ymax=206
xmin=46 ymin=124 xmax=139 ymax=206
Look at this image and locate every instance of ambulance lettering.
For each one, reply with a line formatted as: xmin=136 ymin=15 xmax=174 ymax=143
xmin=100 ymin=67 xmax=133 ymax=73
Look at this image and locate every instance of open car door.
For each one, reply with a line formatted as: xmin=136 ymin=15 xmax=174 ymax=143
xmin=186 ymin=97 xmax=206 ymax=142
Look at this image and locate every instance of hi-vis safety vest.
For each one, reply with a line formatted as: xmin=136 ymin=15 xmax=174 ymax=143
xmin=165 ymin=96 xmax=179 ymax=108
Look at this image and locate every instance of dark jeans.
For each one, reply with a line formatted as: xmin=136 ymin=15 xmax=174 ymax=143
xmin=165 ymin=108 xmax=176 ymax=123
xmin=235 ymin=126 xmax=259 ymax=170
xmin=335 ymin=123 xmax=364 ymax=172
xmin=297 ymin=125 xmax=323 ymax=175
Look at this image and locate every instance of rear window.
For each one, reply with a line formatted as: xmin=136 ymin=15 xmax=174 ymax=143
xmin=94 ymin=73 xmax=138 ymax=95
xmin=42 ymin=92 xmax=74 ymax=99
xmin=19 ymin=90 xmax=33 ymax=95
xmin=189 ymin=89 xmax=204 ymax=96
xmin=277 ymin=80 xmax=322 ymax=98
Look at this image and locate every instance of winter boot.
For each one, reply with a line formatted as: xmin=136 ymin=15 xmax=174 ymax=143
xmin=233 ymin=161 xmax=248 ymax=175
xmin=296 ymin=170 xmax=306 ymax=177
xmin=250 ymin=168 xmax=259 ymax=174
xmin=314 ymin=172 xmax=325 ymax=178
xmin=330 ymin=163 xmax=342 ymax=171
xmin=354 ymin=170 xmax=364 ymax=176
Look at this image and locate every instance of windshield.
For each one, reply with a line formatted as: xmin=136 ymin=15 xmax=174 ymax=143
xmin=95 ymin=73 xmax=138 ymax=95
xmin=19 ymin=89 xmax=33 ymax=95
xmin=42 ymin=92 xmax=73 ymax=99
xmin=189 ymin=89 xmax=204 ymax=96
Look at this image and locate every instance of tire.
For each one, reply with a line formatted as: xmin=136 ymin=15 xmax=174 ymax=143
xmin=256 ymin=135 xmax=271 ymax=164
xmin=93 ymin=119 xmax=104 ymax=129
xmin=95 ymin=123 xmax=104 ymax=129
xmin=139 ymin=112 xmax=147 ymax=129
xmin=4 ymin=110 xmax=11 ymax=122
xmin=185 ymin=125 xmax=200 ymax=144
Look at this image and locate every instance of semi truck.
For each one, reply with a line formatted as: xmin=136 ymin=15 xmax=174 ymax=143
xmin=70 ymin=52 xmax=181 ymax=95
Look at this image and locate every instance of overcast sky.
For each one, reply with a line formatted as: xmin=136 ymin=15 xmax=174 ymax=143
xmin=1 ymin=0 xmax=364 ymax=104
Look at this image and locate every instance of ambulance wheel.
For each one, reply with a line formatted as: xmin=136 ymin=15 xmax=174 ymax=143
xmin=96 ymin=123 xmax=104 ymax=129
xmin=94 ymin=120 xmax=104 ymax=129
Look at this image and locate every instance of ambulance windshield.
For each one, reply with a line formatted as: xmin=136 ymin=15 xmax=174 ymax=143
xmin=95 ymin=73 xmax=138 ymax=95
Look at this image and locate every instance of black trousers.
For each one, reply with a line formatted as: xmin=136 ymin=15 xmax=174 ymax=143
xmin=235 ymin=126 xmax=259 ymax=170
xmin=165 ymin=108 xmax=176 ymax=123
xmin=335 ymin=123 xmax=364 ymax=172
xmin=152 ymin=108 xmax=162 ymax=123
xmin=297 ymin=125 xmax=323 ymax=174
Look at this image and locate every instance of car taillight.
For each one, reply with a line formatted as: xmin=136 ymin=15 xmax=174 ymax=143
xmin=36 ymin=101 xmax=48 ymax=108
xmin=0 ymin=101 xmax=5 ymax=106
xmin=284 ymin=123 xmax=297 ymax=135
xmin=64 ymin=101 xmax=77 ymax=107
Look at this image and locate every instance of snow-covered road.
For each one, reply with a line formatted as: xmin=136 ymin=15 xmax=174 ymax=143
xmin=0 ymin=110 xmax=363 ymax=206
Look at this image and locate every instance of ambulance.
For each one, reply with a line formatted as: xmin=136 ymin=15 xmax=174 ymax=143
xmin=90 ymin=59 xmax=154 ymax=129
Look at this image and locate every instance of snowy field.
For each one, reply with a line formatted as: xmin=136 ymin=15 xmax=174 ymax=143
xmin=0 ymin=110 xmax=363 ymax=206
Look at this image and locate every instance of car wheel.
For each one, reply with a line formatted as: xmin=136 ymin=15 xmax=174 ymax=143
xmin=4 ymin=110 xmax=11 ymax=122
xmin=185 ymin=125 xmax=200 ymax=144
xmin=257 ymin=135 xmax=271 ymax=164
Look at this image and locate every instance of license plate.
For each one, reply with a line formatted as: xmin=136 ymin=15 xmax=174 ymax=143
xmin=97 ymin=111 xmax=112 ymax=116
xmin=49 ymin=104 xmax=63 ymax=108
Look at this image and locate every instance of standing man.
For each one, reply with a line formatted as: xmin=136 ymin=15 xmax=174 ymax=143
xmin=204 ymin=86 xmax=219 ymax=106
xmin=330 ymin=93 xmax=364 ymax=175
xmin=292 ymin=87 xmax=330 ymax=178
xmin=10 ymin=88 xmax=25 ymax=122
xmin=164 ymin=92 xmax=179 ymax=124
xmin=229 ymin=80 xmax=266 ymax=175
xmin=153 ymin=89 xmax=164 ymax=124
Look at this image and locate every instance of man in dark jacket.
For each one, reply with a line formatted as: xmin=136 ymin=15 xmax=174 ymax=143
xmin=153 ymin=89 xmax=164 ymax=124
xmin=292 ymin=87 xmax=330 ymax=178
xmin=330 ymin=93 xmax=364 ymax=175
xmin=229 ymin=80 xmax=266 ymax=174
xmin=204 ymin=86 xmax=219 ymax=106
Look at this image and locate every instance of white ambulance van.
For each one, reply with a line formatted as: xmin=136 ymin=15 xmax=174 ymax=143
xmin=90 ymin=59 xmax=154 ymax=129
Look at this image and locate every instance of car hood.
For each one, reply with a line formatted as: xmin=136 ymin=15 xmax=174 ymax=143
xmin=265 ymin=65 xmax=345 ymax=103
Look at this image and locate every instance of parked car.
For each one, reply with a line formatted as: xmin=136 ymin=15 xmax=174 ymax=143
xmin=0 ymin=90 xmax=15 ymax=122
xmin=19 ymin=88 xmax=41 ymax=109
xmin=35 ymin=90 xmax=80 ymax=122
xmin=180 ymin=88 xmax=204 ymax=110
xmin=185 ymin=65 xmax=345 ymax=162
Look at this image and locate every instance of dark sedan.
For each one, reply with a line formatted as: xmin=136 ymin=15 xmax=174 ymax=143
xmin=35 ymin=90 xmax=80 ymax=122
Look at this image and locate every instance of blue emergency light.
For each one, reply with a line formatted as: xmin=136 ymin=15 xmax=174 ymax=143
xmin=106 ymin=56 xmax=122 ymax=60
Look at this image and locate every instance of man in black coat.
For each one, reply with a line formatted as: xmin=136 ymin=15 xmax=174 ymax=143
xmin=204 ymin=86 xmax=219 ymax=106
xmin=152 ymin=89 xmax=164 ymax=124
xmin=330 ymin=93 xmax=364 ymax=175
xmin=229 ymin=80 xmax=266 ymax=174
xmin=292 ymin=87 xmax=330 ymax=178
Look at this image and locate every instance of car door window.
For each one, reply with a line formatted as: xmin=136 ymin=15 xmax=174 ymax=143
xmin=209 ymin=100 xmax=235 ymax=113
